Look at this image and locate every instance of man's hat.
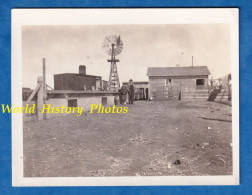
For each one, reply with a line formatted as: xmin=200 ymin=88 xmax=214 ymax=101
xmin=129 ymin=79 xmax=133 ymax=81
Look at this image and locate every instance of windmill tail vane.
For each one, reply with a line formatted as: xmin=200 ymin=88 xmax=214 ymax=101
xmin=116 ymin=36 xmax=121 ymax=45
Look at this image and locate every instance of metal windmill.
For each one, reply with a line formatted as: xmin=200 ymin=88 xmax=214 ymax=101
xmin=102 ymin=35 xmax=123 ymax=91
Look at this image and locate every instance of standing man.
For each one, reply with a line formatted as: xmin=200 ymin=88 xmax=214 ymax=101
xmin=128 ymin=79 xmax=135 ymax=104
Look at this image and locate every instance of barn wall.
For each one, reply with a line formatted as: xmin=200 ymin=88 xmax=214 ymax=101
xmin=54 ymin=74 xmax=99 ymax=91
xmin=74 ymin=75 xmax=97 ymax=91
xmin=149 ymin=78 xmax=165 ymax=99
xmin=171 ymin=78 xmax=208 ymax=91
xmin=54 ymin=75 xmax=64 ymax=90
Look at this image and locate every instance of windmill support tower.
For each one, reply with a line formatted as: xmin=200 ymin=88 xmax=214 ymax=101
xmin=103 ymin=35 xmax=123 ymax=91
xmin=107 ymin=44 xmax=120 ymax=90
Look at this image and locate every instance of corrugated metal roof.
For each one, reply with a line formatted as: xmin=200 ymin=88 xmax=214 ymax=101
xmin=147 ymin=66 xmax=211 ymax=77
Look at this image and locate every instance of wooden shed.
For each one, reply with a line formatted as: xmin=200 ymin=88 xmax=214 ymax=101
xmin=122 ymin=81 xmax=149 ymax=100
xmin=147 ymin=66 xmax=211 ymax=100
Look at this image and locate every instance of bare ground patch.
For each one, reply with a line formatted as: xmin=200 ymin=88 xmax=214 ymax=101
xmin=23 ymin=100 xmax=232 ymax=177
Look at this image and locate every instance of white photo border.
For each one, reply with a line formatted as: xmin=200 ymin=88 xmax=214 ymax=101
xmin=11 ymin=8 xmax=239 ymax=186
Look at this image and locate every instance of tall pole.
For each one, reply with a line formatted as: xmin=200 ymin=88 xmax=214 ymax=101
xmin=112 ymin=44 xmax=115 ymax=88
xmin=42 ymin=58 xmax=46 ymax=120
xmin=192 ymin=56 xmax=194 ymax=67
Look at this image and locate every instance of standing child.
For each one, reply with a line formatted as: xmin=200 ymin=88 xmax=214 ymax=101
xmin=120 ymin=85 xmax=128 ymax=104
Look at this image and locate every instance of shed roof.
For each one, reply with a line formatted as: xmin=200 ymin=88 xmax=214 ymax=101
xmin=54 ymin=73 xmax=101 ymax=78
xmin=122 ymin=81 xmax=148 ymax=84
xmin=147 ymin=66 xmax=211 ymax=77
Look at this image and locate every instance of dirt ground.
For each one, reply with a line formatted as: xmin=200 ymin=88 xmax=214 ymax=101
xmin=23 ymin=100 xmax=232 ymax=177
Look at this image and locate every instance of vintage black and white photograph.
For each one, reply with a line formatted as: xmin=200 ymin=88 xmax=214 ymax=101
xmin=12 ymin=9 xmax=239 ymax=186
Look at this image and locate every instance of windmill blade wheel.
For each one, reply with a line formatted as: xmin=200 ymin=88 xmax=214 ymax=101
xmin=102 ymin=35 xmax=123 ymax=56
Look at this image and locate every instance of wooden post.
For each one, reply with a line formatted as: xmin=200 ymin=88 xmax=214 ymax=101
xmin=37 ymin=76 xmax=44 ymax=121
xmin=42 ymin=58 xmax=46 ymax=120
xmin=36 ymin=58 xmax=47 ymax=121
xmin=179 ymin=82 xmax=182 ymax=101
xmin=43 ymin=58 xmax=46 ymax=101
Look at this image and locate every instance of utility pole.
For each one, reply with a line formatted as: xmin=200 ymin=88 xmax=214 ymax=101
xmin=192 ymin=56 xmax=194 ymax=67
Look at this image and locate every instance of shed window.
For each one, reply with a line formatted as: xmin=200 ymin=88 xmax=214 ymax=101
xmin=196 ymin=79 xmax=205 ymax=85
xmin=166 ymin=79 xmax=172 ymax=86
xmin=68 ymin=99 xmax=77 ymax=107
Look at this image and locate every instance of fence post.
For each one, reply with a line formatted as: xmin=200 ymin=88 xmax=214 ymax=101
xmin=179 ymin=82 xmax=182 ymax=101
xmin=37 ymin=76 xmax=45 ymax=120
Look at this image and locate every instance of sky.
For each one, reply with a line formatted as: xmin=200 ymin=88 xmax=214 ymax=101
xmin=22 ymin=24 xmax=230 ymax=89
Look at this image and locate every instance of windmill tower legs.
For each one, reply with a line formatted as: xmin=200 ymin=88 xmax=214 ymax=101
xmin=109 ymin=61 xmax=120 ymax=91
xmin=103 ymin=36 xmax=123 ymax=91
xmin=107 ymin=43 xmax=120 ymax=91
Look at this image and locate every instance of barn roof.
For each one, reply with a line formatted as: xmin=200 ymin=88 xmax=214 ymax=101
xmin=147 ymin=66 xmax=211 ymax=77
xmin=54 ymin=73 xmax=101 ymax=78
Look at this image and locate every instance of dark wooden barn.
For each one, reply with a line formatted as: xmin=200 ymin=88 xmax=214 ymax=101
xmin=54 ymin=65 xmax=103 ymax=91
